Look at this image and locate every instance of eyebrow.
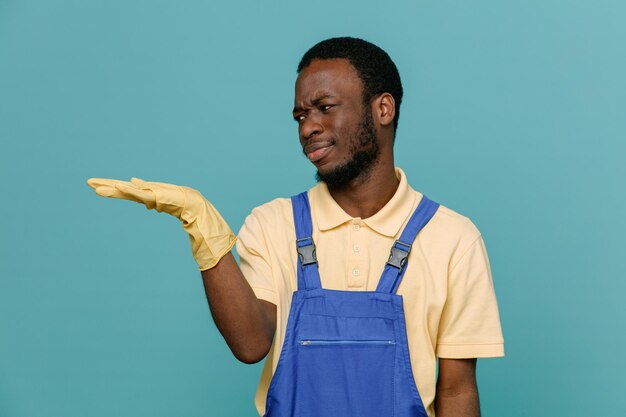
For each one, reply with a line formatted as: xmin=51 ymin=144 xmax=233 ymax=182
xmin=292 ymin=94 xmax=336 ymax=114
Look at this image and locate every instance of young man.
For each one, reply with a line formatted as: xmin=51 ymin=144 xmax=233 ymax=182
xmin=88 ymin=37 xmax=504 ymax=417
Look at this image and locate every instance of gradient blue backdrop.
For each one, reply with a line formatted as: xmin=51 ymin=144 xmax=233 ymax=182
xmin=1 ymin=1 xmax=624 ymax=416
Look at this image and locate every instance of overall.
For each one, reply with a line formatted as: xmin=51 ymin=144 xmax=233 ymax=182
xmin=264 ymin=192 xmax=440 ymax=417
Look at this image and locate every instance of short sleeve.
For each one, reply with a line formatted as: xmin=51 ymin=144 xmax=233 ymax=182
xmin=436 ymin=235 xmax=505 ymax=358
xmin=236 ymin=210 xmax=278 ymax=305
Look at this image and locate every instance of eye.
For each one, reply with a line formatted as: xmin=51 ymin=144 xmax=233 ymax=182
xmin=294 ymin=114 xmax=306 ymax=123
xmin=320 ymin=104 xmax=333 ymax=112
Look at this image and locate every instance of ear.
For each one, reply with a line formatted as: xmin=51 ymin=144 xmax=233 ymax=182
xmin=372 ymin=93 xmax=396 ymax=128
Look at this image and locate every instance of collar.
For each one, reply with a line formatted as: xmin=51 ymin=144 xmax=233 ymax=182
xmin=309 ymin=167 xmax=419 ymax=237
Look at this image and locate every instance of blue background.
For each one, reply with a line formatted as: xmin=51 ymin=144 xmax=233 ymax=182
xmin=1 ymin=1 xmax=624 ymax=416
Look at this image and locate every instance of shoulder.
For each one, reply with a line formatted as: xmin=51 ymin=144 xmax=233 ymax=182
xmin=431 ymin=202 xmax=481 ymax=241
xmin=413 ymin=190 xmax=484 ymax=264
xmin=247 ymin=197 xmax=293 ymax=224
xmin=401 ymin=169 xmax=481 ymax=246
xmin=237 ymin=196 xmax=295 ymax=242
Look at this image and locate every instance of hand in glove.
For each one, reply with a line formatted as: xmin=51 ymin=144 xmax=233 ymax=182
xmin=87 ymin=177 xmax=236 ymax=271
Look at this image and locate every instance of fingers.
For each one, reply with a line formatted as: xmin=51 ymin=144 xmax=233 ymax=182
xmin=114 ymin=182 xmax=156 ymax=207
xmin=86 ymin=177 xmax=156 ymax=208
xmin=87 ymin=178 xmax=132 ymax=199
xmin=87 ymin=178 xmax=130 ymax=190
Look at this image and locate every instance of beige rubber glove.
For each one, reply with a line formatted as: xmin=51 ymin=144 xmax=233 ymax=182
xmin=87 ymin=177 xmax=236 ymax=271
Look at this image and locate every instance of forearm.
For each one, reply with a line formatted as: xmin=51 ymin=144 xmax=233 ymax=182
xmin=435 ymin=358 xmax=480 ymax=417
xmin=86 ymin=179 xmax=272 ymax=360
xmin=201 ymin=251 xmax=276 ymax=364
xmin=434 ymin=386 xmax=480 ymax=417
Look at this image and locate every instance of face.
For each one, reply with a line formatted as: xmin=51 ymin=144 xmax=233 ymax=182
xmin=293 ymin=59 xmax=380 ymax=187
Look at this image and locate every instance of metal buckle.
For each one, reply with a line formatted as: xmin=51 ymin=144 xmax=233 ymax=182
xmin=386 ymin=240 xmax=412 ymax=272
xmin=296 ymin=237 xmax=317 ymax=266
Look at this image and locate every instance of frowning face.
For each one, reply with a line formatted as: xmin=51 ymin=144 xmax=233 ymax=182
xmin=293 ymin=59 xmax=380 ymax=187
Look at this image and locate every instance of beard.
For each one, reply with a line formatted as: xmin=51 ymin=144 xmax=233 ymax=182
xmin=315 ymin=110 xmax=380 ymax=188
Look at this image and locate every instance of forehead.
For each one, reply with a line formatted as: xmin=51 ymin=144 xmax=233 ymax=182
xmin=294 ymin=59 xmax=363 ymax=104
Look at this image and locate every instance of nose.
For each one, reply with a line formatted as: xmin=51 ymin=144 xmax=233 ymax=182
xmin=299 ymin=115 xmax=323 ymax=140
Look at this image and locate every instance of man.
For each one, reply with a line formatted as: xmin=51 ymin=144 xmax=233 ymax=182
xmin=88 ymin=37 xmax=503 ymax=417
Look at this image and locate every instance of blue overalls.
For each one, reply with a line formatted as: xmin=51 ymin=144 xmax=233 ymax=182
xmin=264 ymin=192 xmax=440 ymax=417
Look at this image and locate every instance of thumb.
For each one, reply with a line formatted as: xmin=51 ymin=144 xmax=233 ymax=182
xmin=114 ymin=182 xmax=157 ymax=208
xmin=130 ymin=177 xmax=146 ymax=186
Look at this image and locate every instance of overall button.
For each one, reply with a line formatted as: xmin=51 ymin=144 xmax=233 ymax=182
xmin=352 ymin=268 xmax=360 ymax=276
xmin=353 ymin=244 xmax=360 ymax=253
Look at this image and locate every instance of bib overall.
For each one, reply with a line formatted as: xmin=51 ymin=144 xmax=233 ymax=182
xmin=264 ymin=192 xmax=439 ymax=417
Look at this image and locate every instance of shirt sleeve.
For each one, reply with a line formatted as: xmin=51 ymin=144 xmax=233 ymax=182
xmin=236 ymin=209 xmax=279 ymax=305
xmin=436 ymin=234 xmax=505 ymax=358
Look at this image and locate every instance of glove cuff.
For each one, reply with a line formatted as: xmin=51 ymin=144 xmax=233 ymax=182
xmin=181 ymin=194 xmax=237 ymax=271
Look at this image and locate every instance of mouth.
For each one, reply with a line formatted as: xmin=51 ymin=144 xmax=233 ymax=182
xmin=304 ymin=140 xmax=335 ymax=163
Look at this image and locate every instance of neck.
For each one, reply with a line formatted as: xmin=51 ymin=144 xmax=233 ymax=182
xmin=327 ymin=157 xmax=399 ymax=219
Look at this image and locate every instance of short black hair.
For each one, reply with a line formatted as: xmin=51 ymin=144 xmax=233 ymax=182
xmin=297 ymin=37 xmax=403 ymax=133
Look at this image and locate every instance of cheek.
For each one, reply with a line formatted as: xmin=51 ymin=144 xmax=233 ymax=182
xmin=335 ymin=122 xmax=360 ymax=148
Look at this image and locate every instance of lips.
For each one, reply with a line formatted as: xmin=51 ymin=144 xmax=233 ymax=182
xmin=304 ymin=140 xmax=334 ymax=163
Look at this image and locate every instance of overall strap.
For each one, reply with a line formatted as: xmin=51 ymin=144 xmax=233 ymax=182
xmin=376 ymin=195 xmax=440 ymax=294
xmin=291 ymin=192 xmax=322 ymax=290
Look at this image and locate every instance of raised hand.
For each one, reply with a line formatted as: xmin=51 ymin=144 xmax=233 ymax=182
xmin=87 ymin=177 xmax=236 ymax=270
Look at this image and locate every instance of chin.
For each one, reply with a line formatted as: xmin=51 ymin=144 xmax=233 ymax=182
xmin=315 ymin=161 xmax=341 ymax=177
xmin=313 ymin=159 xmax=336 ymax=173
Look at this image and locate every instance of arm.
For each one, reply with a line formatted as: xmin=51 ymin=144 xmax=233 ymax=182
xmin=435 ymin=358 xmax=480 ymax=417
xmin=435 ymin=232 xmax=504 ymax=415
xmin=201 ymin=252 xmax=276 ymax=364
xmin=87 ymin=178 xmax=276 ymax=364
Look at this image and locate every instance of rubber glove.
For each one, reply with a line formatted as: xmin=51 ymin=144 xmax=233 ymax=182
xmin=87 ymin=177 xmax=236 ymax=271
